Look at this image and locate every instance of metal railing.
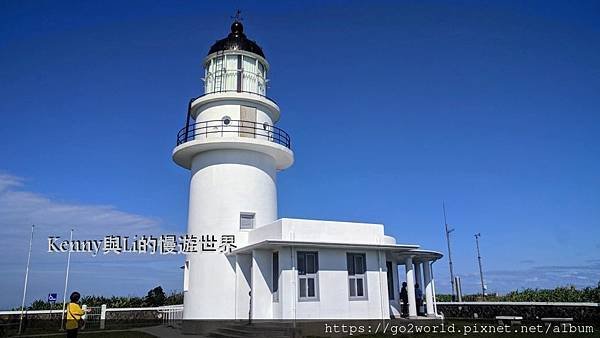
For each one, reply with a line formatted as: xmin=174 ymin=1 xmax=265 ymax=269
xmin=157 ymin=305 xmax=183 ymax=327
xmin=176 ymin=119 xmax=291 ymax=149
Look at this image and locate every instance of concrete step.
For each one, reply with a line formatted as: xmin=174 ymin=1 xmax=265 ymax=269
xmin=208 ymin=323 xmax=295 ymax=338
xmin=219 ymin=327 xmax=290 ymax=335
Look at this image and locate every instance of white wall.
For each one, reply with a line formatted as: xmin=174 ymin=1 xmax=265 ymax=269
xmin=193 ymin=99 xmax=277 ymax=125
xmin=183 ymin=149 xmax=278 ymax=319
xmin=248 ymin=219 xmax=387 ymax=245
xmin=269 ymin=248 xmax=390 ymax=319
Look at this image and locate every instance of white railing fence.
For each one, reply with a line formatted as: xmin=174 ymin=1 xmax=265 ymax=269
xmin=0 ymin=304 xmax=184 ymax=330
xmin=157 ymin=305 xmax=184 ymax=327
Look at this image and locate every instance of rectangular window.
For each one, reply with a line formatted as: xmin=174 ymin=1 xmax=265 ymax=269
xmin=297 ymin=251 xmax=318 ymax=301
xmin=213 ymin=56 xmax=224 ymax=91
xmin=347 ymin=253 xmax=367 ymax=300
xmin=225 ymin=55 xmax=238 ymax=91
xmin=272 ymin=251 xmax=279 ymax=302
xmin=240 ymin=213 xmax=255 ymax=229
xmin=242 ymin=55 xmax=257 ymax=92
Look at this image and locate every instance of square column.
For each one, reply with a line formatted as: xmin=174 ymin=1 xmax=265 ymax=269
xmin=251 ymin=249 xmax=273 ymax=319
xmin=404 ymin=256 xmax=417 ymax=318
xmin=423 ymin=261 xmax=435 ymax=317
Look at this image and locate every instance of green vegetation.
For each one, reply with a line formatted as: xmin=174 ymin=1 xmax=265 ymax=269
xmin=16 ymin=286 xmax=183 ymax=310
xmin=17 ymin=283 xmax=600 ymax=311
xmin=436 ymin=282 xmax=600 ymax=303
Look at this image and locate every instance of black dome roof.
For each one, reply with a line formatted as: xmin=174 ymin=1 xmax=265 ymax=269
xmin=208 ymin=21 xmax=265 ymax=58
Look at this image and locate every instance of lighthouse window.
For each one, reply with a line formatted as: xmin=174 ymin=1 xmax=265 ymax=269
xmin=242 ymin=56 xmax=257 ymax=92
xmin=347 ymin=253 xmax=367 ymax=300
xmin=258 ymin=62 xmax=265 ymax=78
xmin=297 ymin=251 xmax=319 ymax=301
xmin=257 ymin=62 xmax=266 ymax=95
xmin=213 ymin=56 xmax=224 ymax=92
xmin=240 ymin=212 xmax=255 ymax=229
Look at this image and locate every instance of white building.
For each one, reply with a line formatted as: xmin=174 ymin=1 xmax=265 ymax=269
xmin=172 ymin=20 xmax=443 ymax=321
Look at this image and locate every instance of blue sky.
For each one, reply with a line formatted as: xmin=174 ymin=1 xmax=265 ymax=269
xmin=1 ymin=0 xmax=599 ymax=308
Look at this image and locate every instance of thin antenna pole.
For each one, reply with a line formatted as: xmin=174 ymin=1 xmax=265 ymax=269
xmin=60 ymin=229 xmax=74 ymax=330
xmin=18 ymin=224 xmax=35 ymax=335
xmin=475 ymin=233 xmax=485 ymax=300
xmin=443 ymin=202 xmax=456 ymax=301
xmin=231 ymin=9 xmax=243 ymax=22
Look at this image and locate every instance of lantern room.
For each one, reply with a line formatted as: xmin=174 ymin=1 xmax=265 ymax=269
xmin=203 ymin=21 xmax=269 ymax=96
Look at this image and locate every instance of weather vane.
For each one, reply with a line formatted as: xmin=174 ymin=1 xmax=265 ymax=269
xmin=231 ymin=9 xmax=243 ymax=22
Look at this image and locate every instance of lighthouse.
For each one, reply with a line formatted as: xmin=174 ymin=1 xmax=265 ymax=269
xmin=173 ymin=18 xmax=444 ymax=325
xmin=172 ymin=19 xmax=294 ymax=319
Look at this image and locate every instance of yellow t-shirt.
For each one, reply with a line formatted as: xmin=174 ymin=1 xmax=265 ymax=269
xmin=66 ymin=303 xmax=84 ymax=330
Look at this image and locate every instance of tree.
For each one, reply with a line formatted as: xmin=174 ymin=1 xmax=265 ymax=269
xmin=144 ymin=286 xmax=166 ymax=307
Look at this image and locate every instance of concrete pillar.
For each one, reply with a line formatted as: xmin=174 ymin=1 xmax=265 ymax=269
xmin=431 ymin=263 xmax=438 ymax=316
xmin=423 ymin=262 xmax=435 ymax=317
xmin=404 ymin=256 xmax=417 ymax=318
xmin=235 ymin=254 xmax=252 ymax=320
xmin=100 ymin=304 xmax=106 ymax=329
xmin=278 ymin=247 xmax=295 ymax=319
xmin=377 ymin=251 xmax=390 ymax=319
xmin=414 ymin=261 xmax=423 ymax=315
xmin=414 ymin=262 xmax=423 ymax=290
xmin=251 ymin=250 xmax=273 ymax=319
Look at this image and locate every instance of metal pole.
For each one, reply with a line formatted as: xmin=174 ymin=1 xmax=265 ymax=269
xmin=184 ymin=98 xmax=193 ymax=143
xmin=443 ymin=202 xmax=456 ymax=301
xmin=18 ymin=224 xmax=35 ymax=335
xmin=60 ymin=229 xmax=74 ymax=330
xmin=475 ymin=233 xmax=485 ymax=300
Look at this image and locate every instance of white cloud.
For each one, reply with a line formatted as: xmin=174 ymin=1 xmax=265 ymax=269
xmin=0 ymin=173 xmax=24 ymax=191
xmin=0 ymin=172 xmax=183 ymax=309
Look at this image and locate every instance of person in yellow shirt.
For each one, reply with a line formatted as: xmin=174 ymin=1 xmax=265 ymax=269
xmin=65 ymin=292 xmax=85 ymax=337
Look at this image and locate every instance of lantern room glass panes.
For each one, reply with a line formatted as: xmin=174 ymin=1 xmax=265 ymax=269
xmin=205 ymin=53 xmax=267 ymax=96
xmin=224 ymin=55 xmax=237 ymax=90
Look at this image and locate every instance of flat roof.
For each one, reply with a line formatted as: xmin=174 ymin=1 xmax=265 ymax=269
xmin=228 ymin=239 xmax=443 ymax=261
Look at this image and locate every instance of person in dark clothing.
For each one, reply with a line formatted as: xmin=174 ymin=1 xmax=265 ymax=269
xmin=399 ymin=282 xmax=409 ymax=317
xmin=415 ymin=283 xmax=423 ymax=316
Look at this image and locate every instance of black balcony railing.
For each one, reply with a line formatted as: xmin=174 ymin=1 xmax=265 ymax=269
xmin=176 ymin=119 xmax=291 ymax=149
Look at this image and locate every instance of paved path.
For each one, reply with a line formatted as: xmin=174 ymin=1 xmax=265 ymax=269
xmin=134 ymin=325 xmax=209 ymax=338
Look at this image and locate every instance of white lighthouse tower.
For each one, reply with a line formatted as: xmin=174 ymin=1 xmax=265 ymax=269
xmin=172 ymin=19 xmax=294 ymax=319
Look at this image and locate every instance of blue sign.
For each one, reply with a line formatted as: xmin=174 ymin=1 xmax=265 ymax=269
xmin=48 ymin=293 xmax=57 ymax=303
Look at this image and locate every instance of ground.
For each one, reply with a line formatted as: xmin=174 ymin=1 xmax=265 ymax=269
xmin=18 ymin=330 xmax=156 ymax=338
